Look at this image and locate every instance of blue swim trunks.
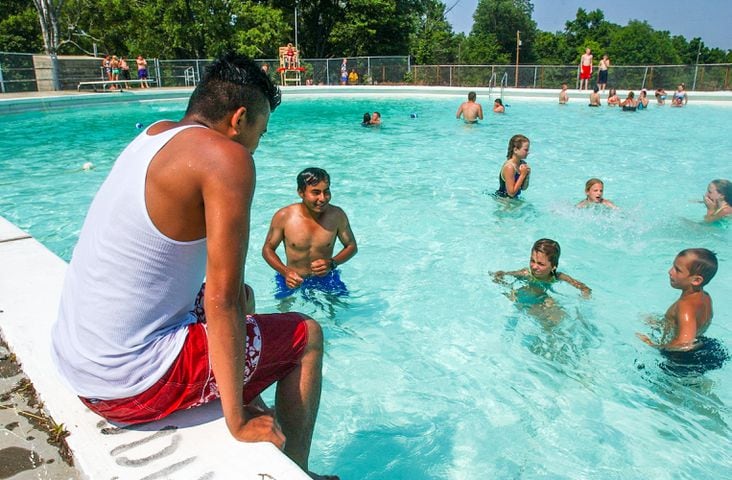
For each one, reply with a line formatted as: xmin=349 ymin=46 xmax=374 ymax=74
xmin=274 ymin=269 xmax=349 ymax=299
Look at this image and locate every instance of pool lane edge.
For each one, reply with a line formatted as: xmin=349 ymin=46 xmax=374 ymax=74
xmin=0 ymin=215 xmax=311 ymax=480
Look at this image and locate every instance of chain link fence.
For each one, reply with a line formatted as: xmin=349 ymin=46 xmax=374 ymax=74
xmin=411 ymin=64 xmax=732 ymax=91
xmin=1 ymin=52 xmax=730 ymax=93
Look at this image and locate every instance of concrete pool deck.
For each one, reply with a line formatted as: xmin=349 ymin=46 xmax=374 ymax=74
xmin=2 ymin=85 xmax=731 ymax=478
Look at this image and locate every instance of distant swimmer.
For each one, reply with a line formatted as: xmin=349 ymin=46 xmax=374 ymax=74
xmin=637 ymin=89 xmax=649 ymax=109
xmin=456 ymin=91 xmax=484 ymax=123
xmin=637 ymin=248 xmax=727 ymax=375
xmin=607 ymin=88 xmax=620 ymax=106
xmin=671 ymin=83 xmax=688 ymax=107
xmin=493 ymin=98 xmax=505 ymax=113
xmin=588 ymin=85 xmax=601 ymax=107
xmin=559 ymin=83 xmax=569 ymax=104
xmin=370 ymin=111 xmax=382 ymax=126
xmin=361 ymin=112 xmax=371 ymax=126
xmin=620 ymin=91 xmax=637 ymax=111
xmin=655 ymin=88 xmax=667 ymax=105
xmin=703 ymin=179 xmax=732 ymax=222
xmin=81 ymin=162 xmax=95 ymax=171
xmin=262 ymin=167 xmax=358 ymax=299
xmin=495 ymin=134 xmax=531 ymax=198
xmin=576 ymin=178 xmax=617 ymax=209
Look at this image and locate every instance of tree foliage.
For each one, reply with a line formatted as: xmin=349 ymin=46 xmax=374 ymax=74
xmin=469 ymin=0 xmax=538 ymax=62
xmin=4 ymin=1 xmax=728 ymax=66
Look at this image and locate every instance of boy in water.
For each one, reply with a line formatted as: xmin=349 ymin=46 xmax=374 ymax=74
xmin=637 ymin=249 xmax=717 ymax=351
xmin=262 ymin=167 xmax=358 ymax=300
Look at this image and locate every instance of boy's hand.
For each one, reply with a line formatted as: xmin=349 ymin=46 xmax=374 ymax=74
xmin=636 ymin=332 xmax=655 ymax=346
xmin=284 ymin=268 xmax=304 ymax=289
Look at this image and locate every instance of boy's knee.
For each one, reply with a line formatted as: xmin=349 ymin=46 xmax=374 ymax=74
xmin=301 ymin=316 xmax=324 ymax=353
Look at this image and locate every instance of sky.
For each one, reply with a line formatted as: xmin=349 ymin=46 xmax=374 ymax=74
xmin=445 ymin=0 xmax=732 ymax=50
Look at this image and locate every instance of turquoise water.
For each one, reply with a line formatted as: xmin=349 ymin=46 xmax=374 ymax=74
xmin=1 ymin=94 xmax=731 ymax=478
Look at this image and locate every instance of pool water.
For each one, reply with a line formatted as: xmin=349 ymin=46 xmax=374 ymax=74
xmin=1 ymin=95 xmax=731 ymax=479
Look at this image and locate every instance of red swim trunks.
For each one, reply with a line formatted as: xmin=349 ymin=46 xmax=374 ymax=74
xmin=580 ymin=65 xmax=592 ymax=79
xmin=80 ymin=285 xmax=308 ymax=425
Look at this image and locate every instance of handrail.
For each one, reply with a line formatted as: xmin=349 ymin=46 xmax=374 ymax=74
xmin=183 ymin=66 xmax=195 ymax=87
xmin=499 ymin=72 xmax=508 ymax=102
xmin=487 ymin=71 xmax=497 ymax=99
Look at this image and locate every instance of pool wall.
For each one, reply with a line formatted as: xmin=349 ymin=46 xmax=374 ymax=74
xmin=0 ymin=215 xmax=310 ymax=479
xmin=2 ymin=85 xmax=731 ymax=115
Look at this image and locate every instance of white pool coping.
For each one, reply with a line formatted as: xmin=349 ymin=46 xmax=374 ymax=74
xmin=0 ymin=215 xmax=310 ymax=479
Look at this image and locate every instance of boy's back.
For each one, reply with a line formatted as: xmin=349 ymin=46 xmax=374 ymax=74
xmin=663 ymin=290 xmax=713 ymax=350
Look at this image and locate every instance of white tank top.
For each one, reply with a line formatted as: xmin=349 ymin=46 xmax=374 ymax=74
xmin=52 ymin=123 xmax=207 ymax=399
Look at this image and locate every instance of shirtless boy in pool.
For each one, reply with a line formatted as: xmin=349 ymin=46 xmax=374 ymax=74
xmin=637 ymin=248 xmax=717 ymax=352
xmin=262 ymin=167 xmax=358 ymax=298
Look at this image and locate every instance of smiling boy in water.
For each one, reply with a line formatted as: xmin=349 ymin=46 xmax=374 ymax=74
xmin=637 ymin=248 xmax=717 ymax=352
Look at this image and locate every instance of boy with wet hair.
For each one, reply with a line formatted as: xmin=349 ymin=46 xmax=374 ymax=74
xmin=637 ymin=248 xmax=718 ymax=351
xmin=263 ymin=167 xmax=357 ymax=299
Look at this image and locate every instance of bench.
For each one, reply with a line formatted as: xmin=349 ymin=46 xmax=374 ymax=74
xmin=77 ymin=79 xmax=156 ymax=92
xmin=0 ymin=216 xmax=310 ymax=480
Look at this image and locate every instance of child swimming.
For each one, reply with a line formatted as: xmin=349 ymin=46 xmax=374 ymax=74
xmin=576 ymin=178 xmax=618 ymax=209
xmin=493 ymin=239 xmax=591 ymax=323
xmin=636 ymin=248 xmax=727 ymax=375
xmin=495 ymin=134 xmax=531 ymax=198
xmin=703 ymin=179 xmax=732 ymax=222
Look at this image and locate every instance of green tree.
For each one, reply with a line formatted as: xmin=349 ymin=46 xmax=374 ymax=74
xmin=0 ymin=1 xmax=43 ymax=52
xmin=329 ymin=0 xmax=424 ymax=56
xmin=562 ymin=8 xmax=618 ymax=58
xmin=410 ymin=0 xmax=459 ymax=64
xmin=469 ymin=0 xmax=538 ymax=63
xmin=608 ymin=20 xmax=681 ymax=65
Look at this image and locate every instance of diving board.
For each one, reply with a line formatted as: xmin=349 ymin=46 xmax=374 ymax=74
xmin=0 ymin=216 xmax=310 ymax=480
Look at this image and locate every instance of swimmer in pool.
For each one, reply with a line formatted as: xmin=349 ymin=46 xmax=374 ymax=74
xmin=495 ymin=134 xmax=531 ymax=198
xmin=559 ymin=83 xmax=569 ymax=104
xmin=262 ymin=167 xmax=358 ymax=298
xmin=654 ymin=88 xmax=667 ymax=105
xmin=493 ymin=239 xmax=591 ymax=323
xmin=703 ymin=179 xmax=732 ymax=222
xmin=361 ymin=112 xmax=371 ymax=126
xmin=369 ymin=111 xmax=382 ymax=126
xmin=576 ymin=178 xmax=618 ymax=209
xmin=456 ymin=91 xmax=484 ymax=123
xmin=620 ymin=91 xmax=637 ymax=110
xmin=493 ymin=98 xmax=505 ymax=113
xmin=588 ymin=85 xmax=601 ymax=107
xmin=637 ymin=249 xmax=718 ymax=354
xmin=606 ymin=88 xmax=620 ymax=106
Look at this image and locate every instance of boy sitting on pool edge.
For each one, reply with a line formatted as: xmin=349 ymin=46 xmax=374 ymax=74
xmin=637 ymin=248 xmax=728 ymax=373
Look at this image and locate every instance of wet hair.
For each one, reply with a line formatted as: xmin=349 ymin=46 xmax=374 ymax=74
xmin=609 ymin=88 xmax=617 ymax=96
xmin=593 ymin=85 xmax=599 ymax=93
xmin=468 ymin=91 xmax=477 ymax=101
xmin=297 ymin=167 xmax=330 ymax=192
xmin=585 ymin=178 xmax=603 ymax=191
xmin=678 ymin=248 xmax=718 ymax=287
xmin=373 ymin=111 xmax=381 ymax=119
xmin=506 ymin=134 xmax=529 ymax=159
xmin=710 ymin=179 xmax=732 ymax=203
xmin=532 ymin=239 xmax=561 ymax=275
xmin=185 ymin=52 xmax=281 ymax=124
xmin=627 ymin=91 xmax=635 ymax=98
xmin=494 ymin=98 xmax=503 ymax=106
xmin=362 ymin=112 xmax=371 ymax=124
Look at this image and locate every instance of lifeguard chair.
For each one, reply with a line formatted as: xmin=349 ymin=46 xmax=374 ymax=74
xmin=278 ymin=44 xmax=305 ymax=86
